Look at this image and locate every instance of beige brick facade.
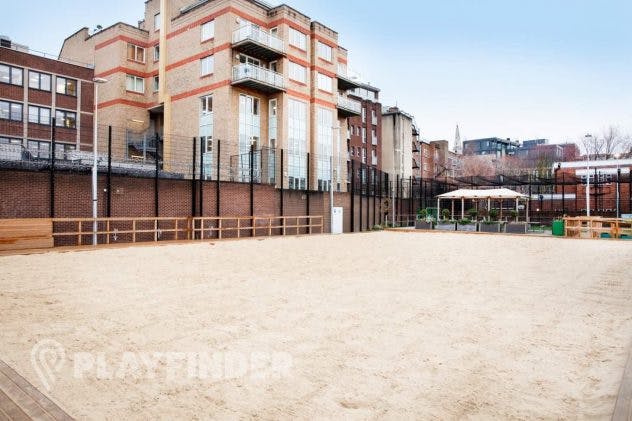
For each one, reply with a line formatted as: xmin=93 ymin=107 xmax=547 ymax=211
xmin=59 ymin=0 xmax=363 ymax=192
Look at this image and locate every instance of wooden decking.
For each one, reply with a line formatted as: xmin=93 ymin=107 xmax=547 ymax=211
xmin=0 ymin=360 xmax=72 ymax=421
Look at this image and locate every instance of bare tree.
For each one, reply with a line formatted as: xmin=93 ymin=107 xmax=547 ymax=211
xmin=579 ymin=133 xmax=604 ymax=160
xmin=601 ymin=126 xmax=626 ymax=159
xmin=580 ymin=126 xmax=628 ymax=160
xmin=460 ymin=155 xmax=495 ymax=177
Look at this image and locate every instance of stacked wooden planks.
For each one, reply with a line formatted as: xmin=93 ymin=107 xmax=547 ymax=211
xmin=0 ymin=219 xmax=53 ymax=252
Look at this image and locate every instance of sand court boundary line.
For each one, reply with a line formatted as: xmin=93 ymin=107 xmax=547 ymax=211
xmin=0 ymin=360 xmax=73 ymax=421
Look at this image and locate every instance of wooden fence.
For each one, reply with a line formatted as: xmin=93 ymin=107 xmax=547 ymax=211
xmin=0 ymin=216 xmax=324 ymax=252
xmin=564 ymin=216 xmax=632 ymax=240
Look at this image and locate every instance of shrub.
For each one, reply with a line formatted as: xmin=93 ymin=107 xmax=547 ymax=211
xmin=441 ymin=208 xmax=451 ymax=220
xmin=489 ymin=209 xmax=499 ymax=221
xmin=467 ymin=208 xmax=478 ymax=220
xmin=417 ymin=208 xmax=428 ymax=220
xmin=510 ymin=210 xmax=519 ymax=219
xmin=372 ymin=224 xmax=383 ymax=231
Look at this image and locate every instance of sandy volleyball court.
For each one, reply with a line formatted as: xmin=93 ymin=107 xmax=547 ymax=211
xmin=1 ymin=231 xmax=631 ymax=419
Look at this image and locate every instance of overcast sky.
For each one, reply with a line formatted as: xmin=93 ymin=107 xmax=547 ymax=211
xmin=3 ymin=0 xmax=631 ymax=147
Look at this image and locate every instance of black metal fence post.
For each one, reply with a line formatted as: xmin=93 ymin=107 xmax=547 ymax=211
xmin=50 ymin=118 xmax=56 ymax=218
xmin=216 ymin=140 xmax=221 ymax=217
xmin=192 ymin=137 xmax=197 ymax=218
xmin=306 ymin=152 xmax=310 ymax=217
xmin=107 ymin=126 xmax=112 ymax=218
xmin=199 ymin=137 xmax=204 ymax=217
xmin=154 ymin=134 xmax=159 ymax=217
xmin=280 ymin=149 xmax=284 ymax=217
xmin=359 ymin=165 xmax=363 ymax=231
xmin=250 ymin=143 xmax=255 ymax=222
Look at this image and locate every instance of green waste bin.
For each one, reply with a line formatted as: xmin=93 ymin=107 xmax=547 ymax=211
xmin=552 ymin=220 xmax=565 ymax=236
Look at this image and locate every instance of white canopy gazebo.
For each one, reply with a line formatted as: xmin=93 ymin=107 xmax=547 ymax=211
xmin=436 ymin=188 xmax=530 ymax=221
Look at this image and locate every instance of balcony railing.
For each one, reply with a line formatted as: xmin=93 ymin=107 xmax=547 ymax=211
xmin=232 ymin=24 xmax=286 ymax=59
xmin=232 ymin=63 xmax=285 ymax=92
xmin=336 ymin=95 xmax=362 ymax=117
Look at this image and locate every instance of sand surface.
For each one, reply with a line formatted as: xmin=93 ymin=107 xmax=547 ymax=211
xmin=1 ymin=232 xmax=631 ymax=419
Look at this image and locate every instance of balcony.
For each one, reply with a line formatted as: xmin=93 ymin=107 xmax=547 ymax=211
xmin=337 ymin=72 xmax=361 ymax=91
xmin=232 ymin=63 xmax=285 ymax=94
xmin=232 ymin=24 xmax=286 ymax=61
xmin=337 ymin=95 xmax=361 ymax=118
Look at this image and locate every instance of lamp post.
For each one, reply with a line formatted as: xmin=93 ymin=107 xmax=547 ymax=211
xmin=584 ymin=134 xmax=592 ymax=217
xmin=92 ymin=77 xmax=109 ymax=246
xmin=331 ymin=126 xmax=341 ymax=233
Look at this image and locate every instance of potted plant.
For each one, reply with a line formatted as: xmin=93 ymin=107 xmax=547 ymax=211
xmin=467 ymin=208 xmax=479 ymax=221
xmin=457 ymin=218 xmax=478 ymax=232
xmin=479 ymin=219 xmax=502 ymax=233
xmin=415 ymin=208 xmax=433 ymax=230
xmin=489 ymin=208 xmax=499 ymax=221
xmin=510 ymin=209 xmax=519 ymax=222
xmin=435 ymin=209 xmax=456 ymax=231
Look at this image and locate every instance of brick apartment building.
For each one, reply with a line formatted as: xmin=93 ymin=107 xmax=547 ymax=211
xmin=0 ymin=39 xmax=94 ymax=161
xmin=346 ymin=83 xmax=381 ymax=185
xmin=414 ymin=139 xmax=459 ymax=180
xmin=60 ymin=0 xmax=367 ymax=192
xmin=553 ymin=158 xmax=632 ymax=215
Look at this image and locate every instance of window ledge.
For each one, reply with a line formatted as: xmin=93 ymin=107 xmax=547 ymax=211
xmin=126 ymin=90 xmax=146 ymax=96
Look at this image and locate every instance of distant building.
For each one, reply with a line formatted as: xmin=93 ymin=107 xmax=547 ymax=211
xmin=414 ymin=139 xmax=457 ymax=180
xmin=463 ymin=137 xmax=519 ymax=157
xmin=0 ymin=38 xmax=94 ymax=161
xmin=381 ymin=106 xmax=414 ymax=179
xmin=346 ymin=83 xmax=382 ymax=185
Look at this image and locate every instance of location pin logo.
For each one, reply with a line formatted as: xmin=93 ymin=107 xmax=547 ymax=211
xmin=30 ymin=339 xmax=66 ymax=392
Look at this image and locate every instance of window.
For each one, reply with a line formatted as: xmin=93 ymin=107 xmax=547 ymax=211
xmin=0 ymin=136 xmax=21 ymax=145
xmin=361 ymin=107 xmax=366 ymax=122
xmin=200 ymin=55 xmax=214 ymax=76
xmin=317 ymin=73 xmax=332 ymax=92
xmin=201 ymin=20 xmax=215 ymax=41
xmin=56 ymin=77 xmax=77 ymax=96
xmin=270 ymin=27 xmax=278 ymax=37
xmin=317 ymin=41 xmax=333 ymax=61
xmin=362 ymin=148 xmax=367 ymax=164
xmin=0 ymin=101 xmax=23 ymax=121
xmin=288 ymin=98 xmax=307 ymax=190
xmin=201 ymin=95 xmax=213 ymax=114
xmin=316 ymin=107 xmax=333 ymax=191
xmin=289 ymin=27 xmax=307 ymax=50
xmin=372 ymin=109 xmax=377 ymax=124
xmin=29 ymin=71 xmax=51 ymax=91
xmin=153 ymin=45 xmax=160 ymax=61
xmin=28 ymin=105 xmax=51 ymax=125
xmin=126 ymin=75 xmax=145 ymax=93
xmin=362 ymin=127 xmax=366 ymax=143
xmin=27 ymin=140 xmax=50 ymax=160
xmin=289 ymin=62 xmax=307 ymax=83
xmin=127 ymin=43 xmax=146 ymax=63
xmin=152 ymin=76 xmax=159 ymax=92
xmin=0 ymin=64 xmax=23 ymax=86
xmin=154 ymin=13 xmax=161 ymax=31
xmin=55 ymin=110 xmax=77 ymax=128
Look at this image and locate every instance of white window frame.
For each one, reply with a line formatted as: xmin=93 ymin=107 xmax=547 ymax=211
xmin=289 ymin=61 xmax=307 ymax=84
xmin=317 ymin=41 xmax=333 ymax=61
xmin=127 ymin=43 xmax=146 ymax=63
xmin=0 ymin=64 xmax=23 ymax=86
xmin=152 ymin=76 xmax=159 ymax=92
xmin=289 ymin=27 xmax=307 ymax=50
xmin=125 ymin=74 xmax=145 ymax=93
xmin=317 ymin=73 xmax=332 ymax=93
xmin=154 ymin=13 xmax=161 ymax=31
xmin=200 ymin=55 xmax=214 ymax=76
xmin=153 ymin=45 xmax=160 ymax=62
xmin=201 ymin=20 xmax=215 ymax=42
